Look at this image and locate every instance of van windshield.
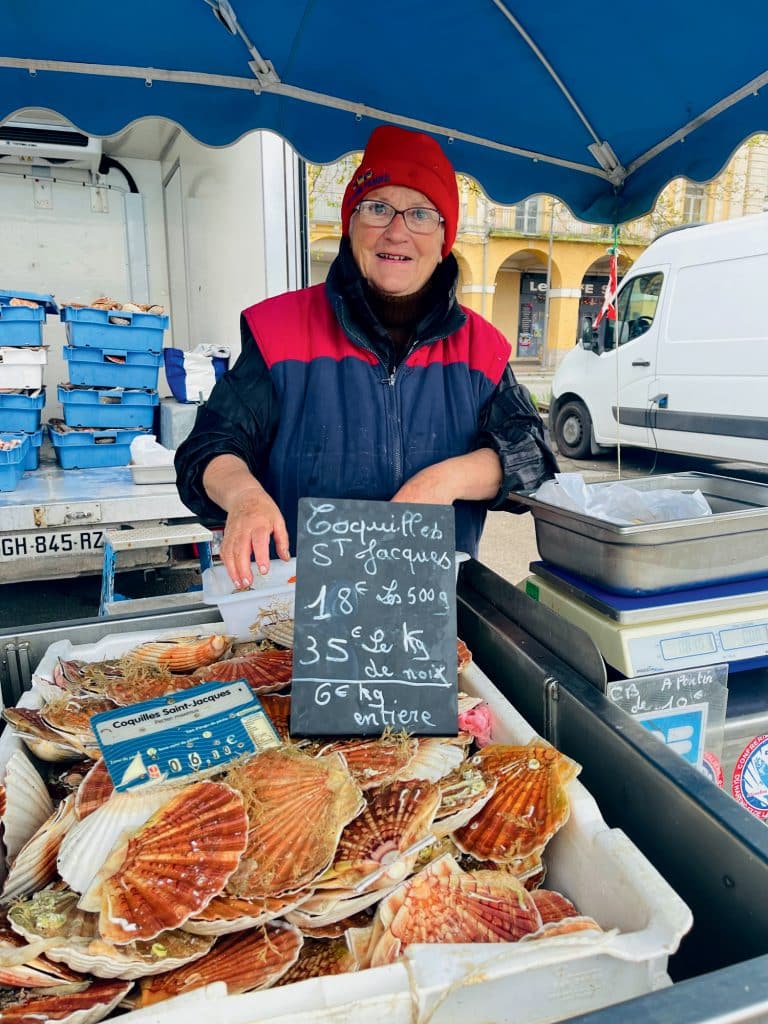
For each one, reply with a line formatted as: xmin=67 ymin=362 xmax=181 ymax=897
xmin=603 ymin=272 xmax=663 ymax=350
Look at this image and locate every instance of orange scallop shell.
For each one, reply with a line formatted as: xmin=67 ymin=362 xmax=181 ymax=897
xmin=104 ymin=672 xmax=201 ymax=706
xmin=226 ymin=749 xmax=364 ymax=898
xmin=259 ymin=693 xmax=292 ymax=741
xmin=277 ymin=937 xmax=358 ymax=985
xmin=318 ymin=736 xmax=418 ymax=790
xmin=323 ymin=780 xmax=441 ymax=890
xmin=0 ymin=979 xmax=132 ymax=1023
xmin=530 ymin=888 xmax=579 ymax=924
xmin=96 ymin=780 xmax=248 ymax=944
xmin=139 ymin=922 xmax=303 ymax=1006
xmin=457 ymin=638 xmax=473 ymax=672
xmin=369 ymin=855 xmax=542 ymax=965
xmin=126 ymin=634 xmax=234 ymax=672
xmin=452 ymin=743 xmax=579 ymax=863
xmin=40 ymin=696 xmax=117 ymax=737
xmin=74 ymin=760 xmax=115 ymax=821
xmin=194 ymin=648 xmax=293 ymax=693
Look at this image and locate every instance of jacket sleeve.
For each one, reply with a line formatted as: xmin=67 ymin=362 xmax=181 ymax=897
xmin=174 ymin=316 xmax=280 ymax=526
xmin=475 ymin=365 xmax=559 ymax=510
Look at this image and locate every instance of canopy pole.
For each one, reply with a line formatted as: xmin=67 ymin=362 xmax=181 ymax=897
xmin=612 ymin=224 xmax=621 ymax=480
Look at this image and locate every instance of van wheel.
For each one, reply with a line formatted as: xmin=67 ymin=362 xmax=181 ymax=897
xmin=554 ymin=400 xmax=593 ymax=459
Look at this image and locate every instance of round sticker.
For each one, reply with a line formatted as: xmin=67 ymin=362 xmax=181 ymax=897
xmin=700 ymin=751 xmax=724 ymax=789
xmin=731 ymin=735 xmax=768 ymax=818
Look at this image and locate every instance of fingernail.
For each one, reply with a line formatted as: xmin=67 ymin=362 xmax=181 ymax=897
xmin=259 ymin=564 xmax=269 ymax=575
xmin=241 ymin=577 xmax=251 ymax=587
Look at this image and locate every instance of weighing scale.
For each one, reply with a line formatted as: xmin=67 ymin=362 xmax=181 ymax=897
xmin=523 ymin=562 xmax=768 ymax=678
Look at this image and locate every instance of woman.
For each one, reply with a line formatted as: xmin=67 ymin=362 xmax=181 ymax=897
xmin=175 ymin=125 xmax=557 ymax=588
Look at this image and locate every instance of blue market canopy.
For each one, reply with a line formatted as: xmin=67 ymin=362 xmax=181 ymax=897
xmin=2 ymin=1 xmax=767 ymax=223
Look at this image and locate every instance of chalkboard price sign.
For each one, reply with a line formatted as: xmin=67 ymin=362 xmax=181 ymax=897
xmin=289 ymin=497 xmax=458 ymax=737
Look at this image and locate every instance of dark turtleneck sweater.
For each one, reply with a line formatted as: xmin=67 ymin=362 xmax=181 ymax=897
xmin=362 ymin=278 xmax=438 ymax=358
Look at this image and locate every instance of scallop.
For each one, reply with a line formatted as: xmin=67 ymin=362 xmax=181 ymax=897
xmin=320 ymin=780 xmax=441 ymax=892
xmin=194 ymin=648 xmax=293 ymax=693
xmin=368 ymin=854 xmax=542 ymax=966
xmin=74 ymin=760 xmax=115 ymax=821
xmin=2 ymin=749 xmax=54 ymax=864
xmin=2 ymin=709 xmax=84 ymax=763
xmin=277 ymin=937 xmax=358 ymax=985
xmin=2 ymin=795 xmax=77 ymax=903
xmin=0 ymin=918 xmax=81 ymax=987
xmin=395 ymin=736 xmax=470 ymax=783
xmin=182 ymin=891 xmax=310 ymax=936
xmin=226 ymin=748 xmax=364 ymax=899
xmin=259 ymin=693 xmax=292 ymax=742
xmin=126 ymin=634 xmax=234 ymax=673
xmin=261 ymin=618 xmax=295 ymax=648
xmin=452 ymin=743 xmax=580 ymax=864
xmin=0 ymin=979 xmax=132 ymax=1024
xmin=85 ymin=781 xmax=248 ymax=944
xmin=59 ymin=788 xmax=174 ymax=895
xmin=432 ymin=765 xmax=496 ymax=837
xmin=138 ymin=922 xmax=303 ymax=1006
xmin=318 ymin=735 xmax=418 ymax=790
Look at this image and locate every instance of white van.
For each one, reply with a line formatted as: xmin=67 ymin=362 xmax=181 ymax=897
xmin=549 ymin=212 xmax=768 ymax=463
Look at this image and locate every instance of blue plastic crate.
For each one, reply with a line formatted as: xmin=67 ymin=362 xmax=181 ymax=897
xmin=0 ymin=299 xmax=46 ymax=346
xmin=5 ymin=428 xmax=43 ymax=470
xmin=0 ymin=433 xmax=31 ymax=491
xmin=48 ymin=420 xmax=150 ymax=470
xmin=0 ymin=389 xmax=45 ymax=432
xmin=58 ymin=384 xmax=159 ymax=429
xmin=63 ymin=346 xmax=162 ymax=390
xmin=61 ymin=306 xmax=168 ymax=353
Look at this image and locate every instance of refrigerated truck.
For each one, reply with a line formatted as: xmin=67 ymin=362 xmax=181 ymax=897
xmin=0 ymin=117 xmax=305 ymax=582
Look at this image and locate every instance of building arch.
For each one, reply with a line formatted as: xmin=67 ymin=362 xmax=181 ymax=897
xmin=491 ymin=246 xmax=563 ymax=359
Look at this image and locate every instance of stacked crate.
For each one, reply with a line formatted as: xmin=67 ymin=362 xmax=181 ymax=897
xmin=52 ymin=305 xmax=167 ymax=469
xmin=0 ymin=290 xmax=56 ymax=485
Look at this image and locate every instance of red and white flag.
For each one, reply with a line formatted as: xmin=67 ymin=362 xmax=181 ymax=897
xmin=594 ymin=251 xmax=618 ymax=327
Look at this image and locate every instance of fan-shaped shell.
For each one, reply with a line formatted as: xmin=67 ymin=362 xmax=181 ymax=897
xmin=261 ymin=619 xmax=295 ymax=648
xmin=182 ymin=891 xmax=310 ymax=936
xmin=59 ymin=788 xmax=174 ymax=895
xmin=278 ymin=937 xmax=357 ymax=985
xmin=0 ymin=919 xmax=81 ymax=987
xmin=227 ymin=749 xmax=364 ymax=898
xmin=432 ymin=766 xmax=496 ymax=837
xmin=139 ymin=922 xmax=303 ymax=1006
xmin=9 ymin=888 xmax=215 ymax=980
xmin=104 ymin=671 xmax=201 ymax=706
xmin=2 ymin=709 xmax=84 ymax=762
xmin=396 ymin=736 xmax=470 ymax=783
xmin=40 ymin=696 xmax=117 ymax=737
xmin=318 ymin=736 xmax=418 ymax=790
xmin=297 ymin=908 xmax=374 ymax=940
xmin=457 ymin=638 xmax=472 ymax=672
xmin=0 ymin=979 xmax=132 ymax=1024
xmin=2 ymin=749 xmax=54 ymax=864
xmin=530 ymin=888 xmax=579 ymax=924
xmin=259 ymin=693 xmax=292 ymax=742
xmin=74 ymin=760 xmax=115 ymax=821
xmin=452 ymin=743 xmax=579 ymax=863
xmin=2 ymin=795 xmax=77 ymax=903
xmin=320 ymin=781 xmax=440 ymax=891
xmin=194 ymin=648 xmax=293 ymax=693
xmin=126 ymin=634 xmax=234 ymax=672
xmin=368 ymin=855 xmax=542 ymax=966
xmin=88 ymin=781 xmax=248 ymax=944
xmin=285 ymin=883 xmax=397 ymax=930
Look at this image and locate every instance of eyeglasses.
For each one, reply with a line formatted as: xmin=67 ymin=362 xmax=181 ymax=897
xmin=354 ymin=199 xmax=444 ymax=235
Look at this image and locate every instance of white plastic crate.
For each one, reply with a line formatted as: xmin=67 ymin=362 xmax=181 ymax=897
xmin=202 ymin=558 xmax=298 ymax=639
xmin=15 ymin=626 xmax=693 ymax=1024
xmin=0 ymin=346 xmax=47 ymax=389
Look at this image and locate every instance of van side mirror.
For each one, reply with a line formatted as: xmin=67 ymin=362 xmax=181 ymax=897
xmin=581 ymin=322 xmax=595 ymax=350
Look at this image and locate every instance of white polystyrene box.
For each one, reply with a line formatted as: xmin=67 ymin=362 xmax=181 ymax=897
xmin=16 ymin=631 xmax=692 ymax=1024
xmin=202 ymin=558 xmax=298 ymax=639
xmin=0 ymin=346 xmax=47 ymax=389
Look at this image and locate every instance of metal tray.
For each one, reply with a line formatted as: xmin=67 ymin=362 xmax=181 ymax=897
xmin=507 ymin=472 xmax=768 ymax=594
xmin=129 ymin=462 xmax=176 ymax=485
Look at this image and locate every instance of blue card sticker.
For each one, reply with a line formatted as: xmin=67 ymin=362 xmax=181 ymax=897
xmin=90 ymin=680 xmax=280 ymax=792
xmin=636 ymin=704 xmax=708 ymax=767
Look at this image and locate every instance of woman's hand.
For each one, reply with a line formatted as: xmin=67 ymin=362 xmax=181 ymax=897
xmin=202 ymin=454 xmax=290 ymax=588
xmin=391 ymin=449 xmax=503 ymax=505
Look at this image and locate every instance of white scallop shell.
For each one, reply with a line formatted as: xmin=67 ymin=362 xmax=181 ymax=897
xmin=2 ymin=795 xmax=77 ymax=902
xmin=3 ymin=749 xmax=54 ymax=864
xmin=396 ymin=736 xmax=469 ymax=783
xmin=285 ymin=884 xmax=397 ymax=930
xmin=58 ymin=788 xmax=173 ymax=896
xmin=0 ymin=979 xmax=132 ymax=1024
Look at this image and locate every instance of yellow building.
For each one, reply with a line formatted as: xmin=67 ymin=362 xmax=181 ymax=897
xmin=309 ymin=136 xmax=768 ymax=369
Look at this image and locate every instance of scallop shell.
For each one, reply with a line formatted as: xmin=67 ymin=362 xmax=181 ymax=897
xmin=525 ymin=916 xmax=603 ymax=938
xmin=226 ymin=748 xmax=364 ymax=898
xmin=0 ymin=919 xmax=81 ymax=987
xmin=452 ymin=743 xmax=579 ymax=863
xmin=396 ymin=736 xmax=470 ymax=783
xmin=2 ymin=796 xmax=77 ymax=903
xmin=285 ymin=883 xmax=397 ymax=930
xmin=59 ymin=788 xmax=175 ymax=895
xmin=368 ymin=855 xmax=542 ymax=966
xmin=0 ymin=979 xmax=132 ymax=1024
xmin=277 ymin=937 xmax=357 ymax=985
xmin=103 ymin=671 xmax=201 ymax=706
xmin=126 ymin=634 xmax=234 ymax=672
xmin=193 ymin=648 xmax=293 ymax=693
xmin=318 ymin=780 xmax=440 ymax=891
xmin=259 ymin=693 xmax=292 ymax=742
xmin=261 ymin=619 xmax=295 ymax=648
xmin=318 ymin=736 xmax=418 ymax=790
xmin=2 ymin=749 xmax=55 ymax=864
xmin=9 ymin=887 xmax=215 ymax=981
xmin=432 ymin=765 xmax=496 ymax=837
xmin=182 ymin=891 xmax=309 ymax=936
xmin=2 ymin=709 xmax=85 ymax=763
xmin=74 ymin=760 xmax=115 ymax=821
xmin=138 ymin=922 xmax=303 ymax=1006
xmin=457 ymin=638 xmax=473 ymax=672
xmin=529 ymin=888 xmax=579 ymax=924
xmin=297 ymin=908 xmax=374 ymax=940
xmin=53 ymin=657 xmax=124 ymax=694
xmin=40 ymin=696 xmax=117 ymax=738
xmin=87 ymin=781 xmax=248 ymax=944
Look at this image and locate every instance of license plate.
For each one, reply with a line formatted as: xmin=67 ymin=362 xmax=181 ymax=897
xmin=0 ymin=529 xmax=104 ymax=562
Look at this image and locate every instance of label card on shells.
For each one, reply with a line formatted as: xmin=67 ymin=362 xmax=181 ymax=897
xmin=290 ymin=497 xmax=458 ymax=737
xmin=91 ymin=680 xmax=281 ymax=791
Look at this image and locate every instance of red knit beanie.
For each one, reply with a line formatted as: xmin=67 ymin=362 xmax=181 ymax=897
xmin=341 ymin=126 xmax=459 ymax=258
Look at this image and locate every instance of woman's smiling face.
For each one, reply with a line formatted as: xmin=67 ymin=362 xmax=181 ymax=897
xmin=349 ymin=185 xmax=445 ymax=296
